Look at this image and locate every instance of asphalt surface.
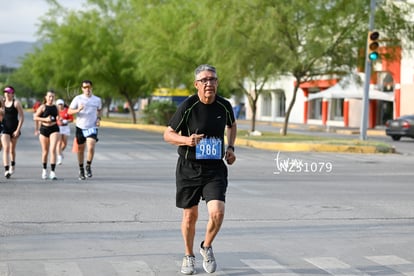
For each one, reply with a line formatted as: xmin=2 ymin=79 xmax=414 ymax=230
xmin=1 ymin=117 xmax=414 ymax=275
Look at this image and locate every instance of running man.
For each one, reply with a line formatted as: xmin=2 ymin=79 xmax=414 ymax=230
xmin=164 ymin=64 xmax=237 ymax=274
xmin=68 ymin=80 xmax=102 ymax=180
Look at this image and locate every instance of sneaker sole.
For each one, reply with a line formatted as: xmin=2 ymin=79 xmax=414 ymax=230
xmin=180 ymin=270 xmax=196 ymax=275
xmin=202 ymin=262 xmax=216 ymax=274
xmin=181 ymin=265 xmax=196 ymax=275
xmin=200 ymin=248 xmax=217 ymax=273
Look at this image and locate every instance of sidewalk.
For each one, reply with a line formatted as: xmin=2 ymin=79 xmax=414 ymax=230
xmin=101 ymin=119 xmax=394 ymax=154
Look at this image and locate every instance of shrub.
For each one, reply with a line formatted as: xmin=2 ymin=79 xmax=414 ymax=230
xmin=142 ymin=100 xmax=177 ymax=125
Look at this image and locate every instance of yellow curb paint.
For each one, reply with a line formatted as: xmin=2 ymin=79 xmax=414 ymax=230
xmin=235 ymin=139 xmax=382 ymax=153
xmin=100 ymin=121 xmax=392 ymax=154
xmin=100 ymin=121 xmax=165 ymax=133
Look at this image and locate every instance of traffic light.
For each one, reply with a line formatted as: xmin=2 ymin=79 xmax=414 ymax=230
xmin=367 ymin=31 xmax=380 ymax=61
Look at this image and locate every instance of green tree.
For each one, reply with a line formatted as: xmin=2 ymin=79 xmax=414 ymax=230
xmin=9 ymin=0 xmax=414 ymax=131
xmin=14 ymin=0 xmax=152 ymax=123
xmin=129 ymin=0 xmax=211 ymax=91
xmin=248 ymin=0 xmax=414 ymax=135
xmin=199 ymin=0 xmax=414 ymax=135
xmin=202 ymin=1 xmax=283 ymax=132
xmin=128 ymin=0 xmax=243 ymax=100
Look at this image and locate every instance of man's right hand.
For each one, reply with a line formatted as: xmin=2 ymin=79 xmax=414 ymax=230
xmin=189 ymin=134 xmax=204 ymax=147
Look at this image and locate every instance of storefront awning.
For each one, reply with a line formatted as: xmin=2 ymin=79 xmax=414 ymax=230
xmin=308 ymin=75 xmax=394 ymax=102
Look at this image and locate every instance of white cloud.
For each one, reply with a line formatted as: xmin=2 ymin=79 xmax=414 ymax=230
xmin=0 ymin=0 xmax=85 ymax=43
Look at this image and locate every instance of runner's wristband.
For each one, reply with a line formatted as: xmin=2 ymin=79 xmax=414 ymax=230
xmin=227 ymin=145 xmax=235 ymax=152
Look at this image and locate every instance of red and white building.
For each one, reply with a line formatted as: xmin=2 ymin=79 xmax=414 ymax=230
xmin=241 ymin=45 xmax=414 ymax=129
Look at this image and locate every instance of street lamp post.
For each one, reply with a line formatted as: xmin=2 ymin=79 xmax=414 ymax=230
xmin=360 ymin=0 xmax=377 ymax=140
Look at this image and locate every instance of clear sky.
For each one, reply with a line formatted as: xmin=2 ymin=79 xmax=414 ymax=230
xmin=0 ymin=0 xmax=85 ymax=44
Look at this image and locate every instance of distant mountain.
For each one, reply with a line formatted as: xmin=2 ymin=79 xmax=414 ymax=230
xmin=0 ymin=41 xmax=39 ymax=68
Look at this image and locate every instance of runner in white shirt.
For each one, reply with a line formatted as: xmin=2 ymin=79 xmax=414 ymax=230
xmin=68 ymin=80 xmax=102 ymax=180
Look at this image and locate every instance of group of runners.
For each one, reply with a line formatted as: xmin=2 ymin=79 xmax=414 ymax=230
xmin=1 ymin=80 xmax=102 ymax=181
xmin=3 ymin=65 xmax=237 ymax=275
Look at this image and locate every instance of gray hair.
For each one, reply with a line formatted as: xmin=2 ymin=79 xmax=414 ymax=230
xmin=194 ymin=64 xmax=217 ymax=79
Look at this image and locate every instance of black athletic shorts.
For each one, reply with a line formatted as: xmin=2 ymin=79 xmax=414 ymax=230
xmin=40 ymin=124 xmax=59 ymax=137
xmin=175 ymin=156 xmax=228 ymax=209
xmin=2 ymin=122 xmax=19 ymax=136
xmin=75 ymin=126 xmax=99 ymax=145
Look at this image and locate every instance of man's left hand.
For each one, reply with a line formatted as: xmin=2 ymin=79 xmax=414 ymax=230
xmin=225 ymin=149 xmax=236 ymax=165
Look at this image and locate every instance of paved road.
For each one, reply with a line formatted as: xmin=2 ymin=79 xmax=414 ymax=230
xmin=1 ymin=120 xmax=414 ymax=275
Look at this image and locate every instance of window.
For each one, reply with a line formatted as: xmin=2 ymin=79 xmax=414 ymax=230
xmin=331 ymin=98 xmax=344 ymax=120
xmin=259 ymin=90 xmax=286 ymax=118
xmin=308 ymin=88 xmax=322 ymax=119
xmin=261 ymin=93 xmax=272 ymax=116
xmin=276 ymin=91 xmax=286 ymax=117
xmin=378 ymin=72 xmax=394 ymax=92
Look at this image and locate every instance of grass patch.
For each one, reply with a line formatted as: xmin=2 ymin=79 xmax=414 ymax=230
xmin=238 ymin=129 xmax=393 ymax=150
xmin=102 ymin=115 xmax=142 ymax=124
xmin=238 ymin=130 xmax=330 ymax=142
xmin=102 ymin=117 xmax=394 ymax=152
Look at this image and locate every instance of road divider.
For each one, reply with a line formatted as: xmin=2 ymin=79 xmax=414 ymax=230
xmin=100 ymin=121 xmax=395 ymax=154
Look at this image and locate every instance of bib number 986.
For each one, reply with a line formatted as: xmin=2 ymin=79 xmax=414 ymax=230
xmin=196 ymin=138 xmax=222 ymax=160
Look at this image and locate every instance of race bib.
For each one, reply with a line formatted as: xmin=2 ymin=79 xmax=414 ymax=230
xmin=196 ymin=138 xmax=222 ymax=160
xmin=82 ymin=127 xmax=97 ymax=137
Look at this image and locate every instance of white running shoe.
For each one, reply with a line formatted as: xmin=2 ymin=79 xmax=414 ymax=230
xmin=42 ymin=169 xmax=47 ymax=180
xmin=200 ymin=241 xmax=217 ymax=273
xmin=57 ymin=155 xmax=63 ymax=165
xmin=181 ymin=255 xmax=196 ymax=275
xmin=4 ymin=171 xmax=11 ymax=179
xmin=49 ymin=171 xmax=57 ymax=180
xmin=9 ymin=166 xmax=14 ymax=175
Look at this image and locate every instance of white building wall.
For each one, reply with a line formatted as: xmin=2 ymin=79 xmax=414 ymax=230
xmin=243 ymin=76 xmax=305 ymax=124
xmin=400 ymin=39 xmax=414 ymax=116
xmin=348 ymin=99 xmax=363 ymax=128
xmin=243 ymin=32 xmax=414 ymax=125
xmin=400 ymin=44 xmax=414 ymax=84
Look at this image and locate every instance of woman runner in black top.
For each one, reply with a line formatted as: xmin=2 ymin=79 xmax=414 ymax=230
xmin=33 ymin=90 xmax=60 ymax=180
xmin=1 ymin=86 xmax=24 ymax=179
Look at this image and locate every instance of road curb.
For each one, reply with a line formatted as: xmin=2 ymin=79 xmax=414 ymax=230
xmin=101 ymin=121 xmax=165 ymax=133
xmin=236 ymin=139 xmax=393 ymax=153
xmin=100 ymin=121 xmax=394 ymax=154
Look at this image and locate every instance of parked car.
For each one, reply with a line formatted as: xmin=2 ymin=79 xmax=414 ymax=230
xmin=385 ymin=115 xmax=414 ymax=141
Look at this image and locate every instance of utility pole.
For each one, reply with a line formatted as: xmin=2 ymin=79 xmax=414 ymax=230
xmin=360 ymin=0 xmax=377 ymax=140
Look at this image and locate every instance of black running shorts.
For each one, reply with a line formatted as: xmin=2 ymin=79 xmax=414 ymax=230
xmin=40 ymin=124 xmax=59 ymax=137
xmin=175 ymin=156 xmax=228 ymax=209
xmin=76 ymin=127 xmax=99 ymax=145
